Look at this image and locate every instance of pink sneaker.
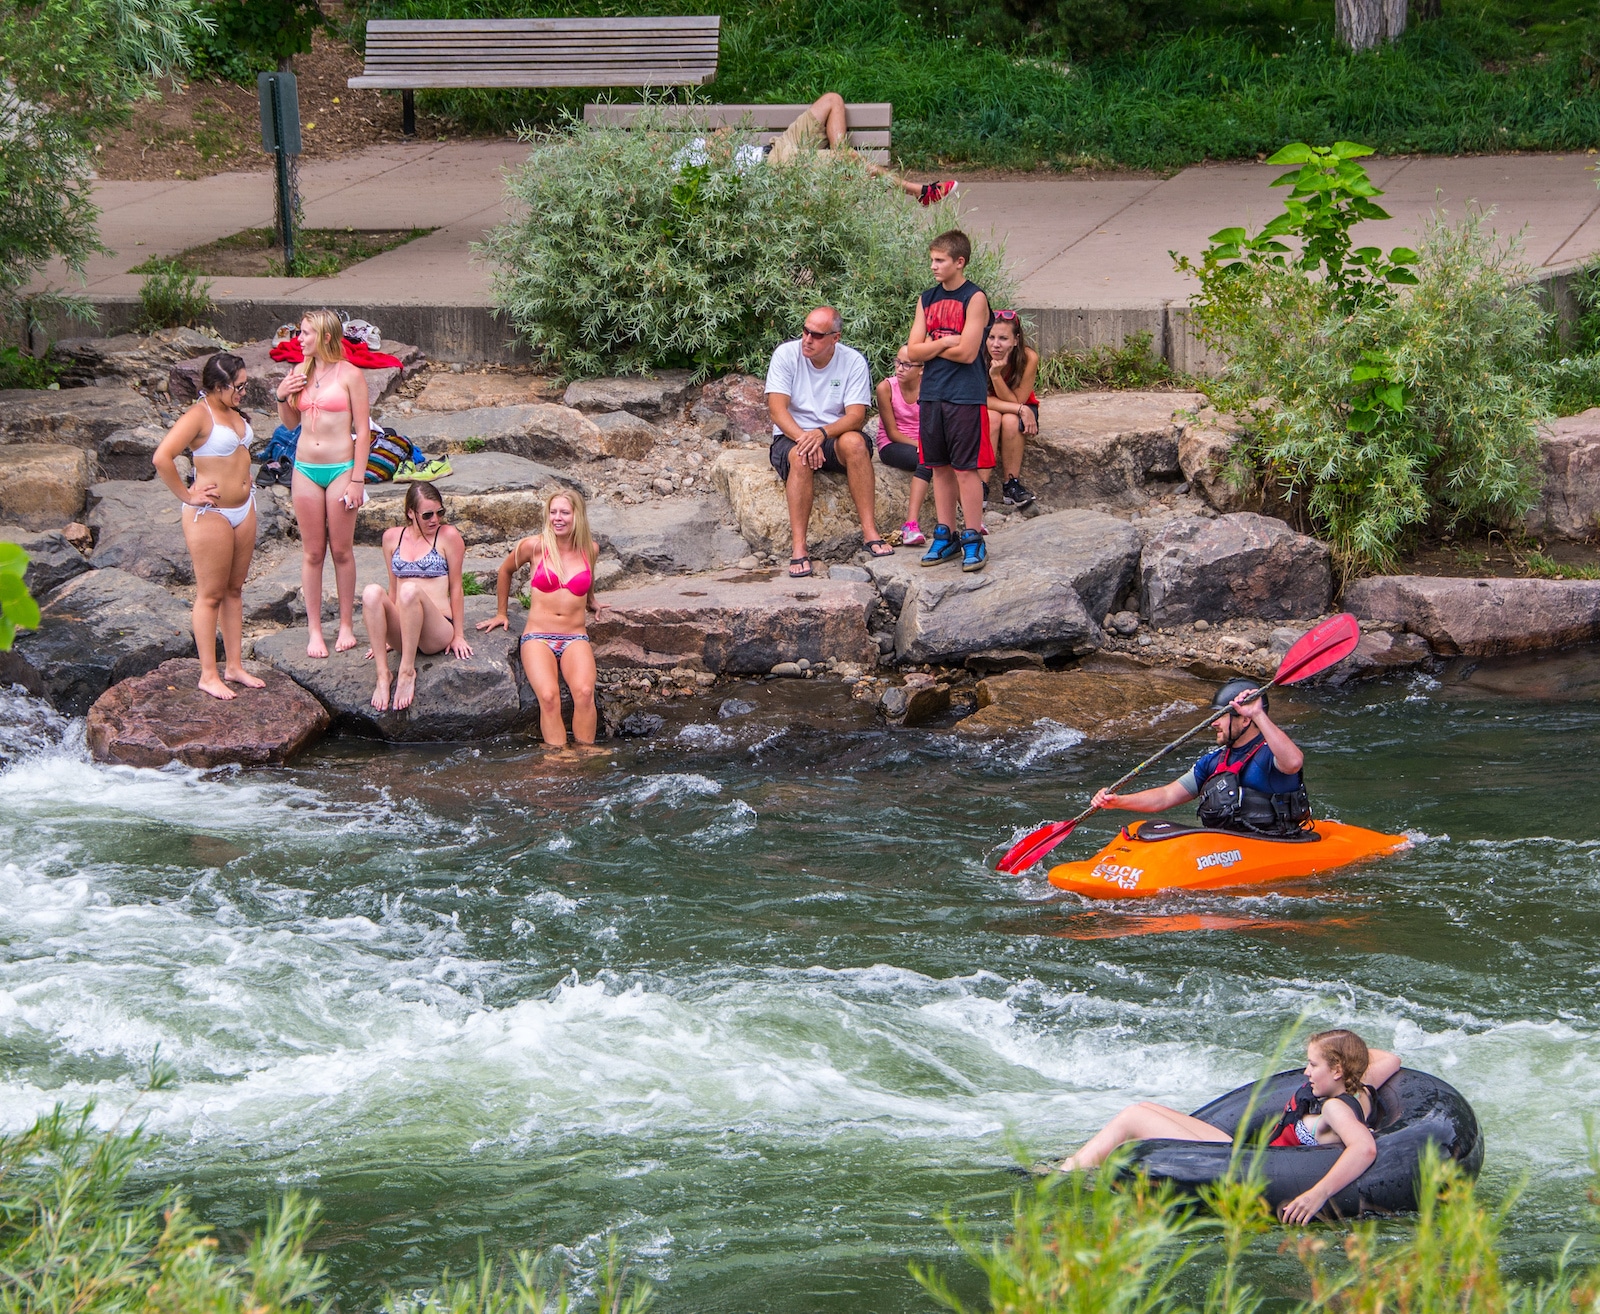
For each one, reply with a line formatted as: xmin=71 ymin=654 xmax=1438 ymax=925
xmin=901 ymin=520 xmax=926 ymax=546
xmin=918 ymin=180 xmax=958 ymax=207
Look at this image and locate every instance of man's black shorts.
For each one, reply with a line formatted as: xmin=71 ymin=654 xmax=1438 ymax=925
xmin=920 ymin=402 xmax=985 ymax=472
xmin=770 ymin=435 xmax=848 ymax=483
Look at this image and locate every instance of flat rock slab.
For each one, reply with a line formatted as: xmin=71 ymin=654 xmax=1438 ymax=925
xmin=169 ymin=338 xmax=422 ymax=413
xmin=51 ymin=328 xmax=224 ymax=388
xmin=98 ymin=425 xmax=169 ymax=481
xmin=865 ymin=510 xmax=1141 ymax=664
xmin=693 ymin=373 xmax=768 ymax=442
xmin=591 ymin=573 xmax=879 ymax=672
xmin=87 ymin=479 xmax=287 ymax=585
xmin=1140 ymin=512 xmax=1331 ymax=626
xmin=252 ymin=595 xmax=535 ymax=741
xmin=0 ymin=444 xmax=93 ymax=528
xmin=0 ymin=567 xmax=195 ymax=714
xmin=0 ymin=387 xmax=159 ymax=449
xmin=396 ymin=403 xmax=610 ymax=464
xmin=409 ymin=372 xmax=557 ymax=411
xmin=358 ymin=452 xmax=582 ymax=544
xmin=713 ymin=447 xmax=912 ymax=561
xmin=1344 ymin=575 xmax=1600 ymax=656
xmin=1529 ymin=409 xmax=1600 ymax=540
xmin=564 ymin=371 xmax=694 ymax=419
xmin=86 ymin=658 xmax=329 ymax=767
xmin=958 ymin=667 xmax=1211 ymax=737
xmin=588 ymin=496 xmax=750 ymax=579
xmin=0 ymin=526 xmax=91 ymax=598
xmin=588 ymin=411 xmax=664 ymax=460
xmin=1030 ymin=390 xmax=1205 ymax=509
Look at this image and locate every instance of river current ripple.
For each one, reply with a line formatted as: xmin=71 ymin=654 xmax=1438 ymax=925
xmin=0 ymin=657 xmax=1597 ymax=1311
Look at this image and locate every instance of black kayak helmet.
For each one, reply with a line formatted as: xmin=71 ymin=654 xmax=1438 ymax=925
xmin=1212 ymin=677 xmax=1267 ymax=712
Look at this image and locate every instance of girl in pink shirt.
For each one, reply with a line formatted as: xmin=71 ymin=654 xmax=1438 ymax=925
xmin=873 ymin=349 xmax=933 ymax=545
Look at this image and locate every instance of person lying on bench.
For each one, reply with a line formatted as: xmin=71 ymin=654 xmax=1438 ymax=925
xmin=768 ymin=93 xmax=956 ymax=206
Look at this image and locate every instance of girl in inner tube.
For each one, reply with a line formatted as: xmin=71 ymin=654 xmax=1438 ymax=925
xmin=1052 ymin=1029 xmax=1401 ymax=1224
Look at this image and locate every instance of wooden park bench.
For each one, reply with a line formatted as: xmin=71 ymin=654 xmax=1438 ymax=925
xmin=583 ymin=102 xmax=893 ymax=165
xmin=349 ymin=16 xmax=721 ymax=136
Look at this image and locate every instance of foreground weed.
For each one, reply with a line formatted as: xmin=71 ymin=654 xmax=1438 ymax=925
xmin=137 ymin=259 xmax=215 ymax=331
xmin=1518 ymin=550 xmax=1600 ymax=581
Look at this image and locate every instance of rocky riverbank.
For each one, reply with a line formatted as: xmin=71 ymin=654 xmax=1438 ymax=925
xmin=3 ymin=328 xmax=1599 ymax=765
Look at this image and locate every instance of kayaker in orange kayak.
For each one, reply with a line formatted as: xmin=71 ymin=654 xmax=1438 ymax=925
xmin=1091 ymin=679 xmax=1311 ymax=837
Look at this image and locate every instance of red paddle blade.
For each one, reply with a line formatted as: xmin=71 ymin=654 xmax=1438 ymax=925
xmin=996 ymin=818 xmax=1081 ymax=874
xmin=1275 ymin=612 xmax=1361 ymax=685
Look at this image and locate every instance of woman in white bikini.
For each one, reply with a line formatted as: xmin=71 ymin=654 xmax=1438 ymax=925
xmin=152 ymin=353 xmax=269 ymax=701
xmin=361 ymin=481 xmax=472 ymax=712
xmin=478 ymin=487 xmax=599 ymax=748
xmin=275 ymin=309 xmax=373 ymax=659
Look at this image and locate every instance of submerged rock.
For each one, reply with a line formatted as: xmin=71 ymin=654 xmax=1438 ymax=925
xmin=956 ymin=667 xmax=1211 ymax=738
xmin=1344 ymin=575 xmax=1600 ymax=657
xmin=86 ymin=658 xmax=330 ymax=767
xmin=1140 ymin=512 xmax=1331 ymax=626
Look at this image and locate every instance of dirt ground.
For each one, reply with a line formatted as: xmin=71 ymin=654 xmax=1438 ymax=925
xmin=94 ymin=25 xmax=505 ymax=183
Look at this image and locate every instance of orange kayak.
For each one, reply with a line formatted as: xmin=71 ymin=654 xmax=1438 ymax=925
xmin=1047 ymin=819 xmax=1407 ymax=899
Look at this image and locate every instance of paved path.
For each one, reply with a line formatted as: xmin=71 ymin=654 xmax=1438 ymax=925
xmin=53 ymin=143 xmax=1600 ymax=350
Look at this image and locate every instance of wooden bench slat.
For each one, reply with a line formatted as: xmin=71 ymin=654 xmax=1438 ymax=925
xmin=350 ymin=72 xmax=717 ymax=89
xmin=366 ymin=16 xmax=719 ymax=30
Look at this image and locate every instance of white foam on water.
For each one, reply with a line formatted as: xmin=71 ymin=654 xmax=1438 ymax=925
xmin=676 ymin=724 xmax=736 ymax=751
xmin=690 ymin=800 xmax=757 ymax=844
xmin=1012 ymin=720 xmax=1088 ymax=770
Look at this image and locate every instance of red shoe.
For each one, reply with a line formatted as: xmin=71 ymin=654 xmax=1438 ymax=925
xmin=918 ymin=180 xmax=958 ymax=207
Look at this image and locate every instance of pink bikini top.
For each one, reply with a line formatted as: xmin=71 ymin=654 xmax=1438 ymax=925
xmin=531 ymin=555 xmax=591 ymax=596
xmin=298 ymin=369 xmax=350 ymax=417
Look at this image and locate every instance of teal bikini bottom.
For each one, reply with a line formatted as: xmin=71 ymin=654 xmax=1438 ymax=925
xmin=297 ymin=459 xmax=354 ymax=488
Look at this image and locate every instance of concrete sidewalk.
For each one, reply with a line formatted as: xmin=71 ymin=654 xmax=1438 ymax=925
xmin=46 ymin=143 xmax=1600 ymax=361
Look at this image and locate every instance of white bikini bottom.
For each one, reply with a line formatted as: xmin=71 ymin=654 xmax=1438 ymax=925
xmin=192 ymin=490 xmax=256 ymax=528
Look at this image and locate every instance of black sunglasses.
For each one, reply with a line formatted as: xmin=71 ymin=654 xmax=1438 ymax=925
xmin=416 ymin=508 xmax=446 ymax=522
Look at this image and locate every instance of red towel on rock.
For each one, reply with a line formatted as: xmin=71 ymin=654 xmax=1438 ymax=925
xmin=269 ymin=338 xmax=403 ymax=369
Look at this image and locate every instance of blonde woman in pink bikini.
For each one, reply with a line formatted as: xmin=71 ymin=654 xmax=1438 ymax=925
xmin=275 ymin=309 xmax=373 ymax=658
xmin=478 ymin=487 xmax=599 ymax=747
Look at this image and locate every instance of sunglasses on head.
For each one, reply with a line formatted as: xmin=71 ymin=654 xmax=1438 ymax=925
xmin=992 ymin=309 xmax=1020 ymax=322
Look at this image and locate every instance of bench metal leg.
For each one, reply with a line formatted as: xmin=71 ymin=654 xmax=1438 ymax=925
xmin=402 ymin=89 xmax=415 ymax=137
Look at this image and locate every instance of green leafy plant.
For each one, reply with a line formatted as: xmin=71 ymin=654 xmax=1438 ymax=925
xmin=461 ymin=573 xmax=487 ymax=596
xmin=0 ymin=345 xmax=60 ymax=391
xmin=137 ymin=259 xmax=216 ymax=331
xmin=462 ymin=438 xmax=488 ymax=454
xmin=1518 ymin=550 xmax=1600 ymax=581
xmin=0 ymin=543 xmax=39 ymax=650
xmin=484 ymin=113 xmax=1012 ymax=379
xmin=189 ymin=0 xmax=324 ymax=83
xmin=1036 ymin=330 xmax=1176 ymax=392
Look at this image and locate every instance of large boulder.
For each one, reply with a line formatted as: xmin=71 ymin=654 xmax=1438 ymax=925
xmin=0 ymin=568 xmax=195 ymax=714
xmin=87 ymin=479 xmax=286 ymax=585
xmin=1343 ymin=575 xmax=1600 ymax=656
xmin=590 ymin=573 xmax=879 ymax=672
xmin=397 ymin=403 xmax=614 ymax=464
xmin=693 ymin=373 xmax=768 ymax=442
xmin=588 ymin=497 xmax=751 ymax=579
xmin=252 ymin=596 xmax=535 ymax=741
xmin=712 ymin=447 xmax=912 ymax=560
xmin=0 ymin=444 xmax=93 ymax=528
xmin=0 ymin=386 xmax=158 ymax=449
xmin=588 ymin=411 xmax=664 ymax=460
xmin=1178 ymin=414 xmax=1254 ymax=513
xmin=1028 ymin=390 xmax=1206 ymax=509
xmin=50 ymin=328 xmax=224 ymax=388
xmin=563 ymin=371 xmax=693 ymax=419
xmin=97 ymin=425 xmax=169 ymax=481
xmin=957 ymin=666 xmax=1211 ymax=737
xmin=169 ymin=338 xmax=422 ymax=413
xmin=0 ymin=526 xmax=91 ymax=598
xmin=1140 ymin=513 xmax=1331 ymax=627
xmin=357 ymin=453 xmax=583 ymax=544
xmin=865 ymin=510 xmax=1141 ymax=664
xmin=409 ymin=371 xmax=555 ymax=412
xmin=1323 ymin=628 xmax=1433 ymax=684
xmin=86 ymin=658 xmax=330 ymax=767
xmin=1527 ymin=410 xmax=1600 ymax=541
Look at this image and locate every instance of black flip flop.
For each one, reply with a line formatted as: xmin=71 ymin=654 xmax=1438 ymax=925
xmin=788 ymin=556 xmax=812 ymax=578
xmin=863 ymin=539 xmax=895 ymax=558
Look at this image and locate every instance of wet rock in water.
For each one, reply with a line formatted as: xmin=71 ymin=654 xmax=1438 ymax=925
xmin=1528 ymin=409 xmax=1600 ymax=540
xmin=169 ymin=338 xmax=421 ymax=412
xmin=1140 ymin=513 xmax=1331 ymax=627
xmin=615 ymin=711 xmax=665 ymax=737
xmin=1028 ymin=390 xmax=1206 ymax=510
xmin=0 ymin=685 xmax=72 ymax=764
xmin=50 ymin=328 xmax=224 ymax=388
xmin=866 ymin=510 xmax=1140 ymax=664
xmin=87 ymin=479 xmax=285 ymax=585
xmin=718 ymin=698 xmax=755 ymax=718
xmin=86 ymin=658 xmax=329 ymax=767
xmin=693 ymin=373 xmax=768 ymax=442
xmin=0 ymin=568 xmax=196 ymax=714
xmin=0 ymin=445 xmax=93 ymax=528
xmin=964 ymin=648 xmax=1046 ymax=673
xmin=591 ymin=573 xmax=878 ymax=673
xmin=1344 ymin=575 xmax=1600 ymax=657
xmin=97 ymin=425 xmax=168 ymax=481
xmin=588 ymin=411 xmax=664 ymax=460
xmin=358 ymin=453 xmax=584 ymax=544
xmin=397 ymin=403 xmax=609 ymax=465
xmin=1178 ymin=412 xmax=1253 ymax=514
xmin=0 ymin=386 xmax=159 ymax=449
xmin=1324 ymin=629 xmax=1433 ymax=684
xmin=563 ymin=370 xmax=693 ymax=419
xmin=410 ymin=372 xmax=551 ymax=412
xmin=882 ymin=680 xmax=950 ymax=726
xmin=252 ymin=596 xmax=535 ymax=741
xmin=0 ymin=526 xmax=92 ymax=598
xmin=713 ymin=448 xmax=912 ymax=561
xmin=588 ymin=497 xmax=749 ymax=579
xmin=770 ymin=661 xmax=803 ymax=677
xmin=957 ymin=667 xmax=1211 ymax=738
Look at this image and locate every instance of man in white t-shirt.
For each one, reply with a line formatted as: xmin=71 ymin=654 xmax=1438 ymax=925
xmin=766 ymin=305 xmax=893 ymax=578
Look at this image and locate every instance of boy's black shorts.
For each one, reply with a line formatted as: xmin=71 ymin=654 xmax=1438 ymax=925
xmin=770 ymin=434 xmax=848 ymax=483
xmin=919 ymin=402 xmax=985 ymax=472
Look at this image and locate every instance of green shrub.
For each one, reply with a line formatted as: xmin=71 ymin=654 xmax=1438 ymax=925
xmin=0 ymin=344 xmax=60 ymax=391
xmin=188 ymin=0 xmax=323 ymax=83
xmin=1182 ymin=145 xmax=1548 ymax=576
xmin=137 ymin=259 xmax=216 ymax=331
xmin=1037 ymin=330 xmax=1175 ymax=392
xmin=483 ymin=115 xmax=1012 ymax=379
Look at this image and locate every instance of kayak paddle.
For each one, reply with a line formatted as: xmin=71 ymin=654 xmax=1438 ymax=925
xmin=995 ymin=612 xmax=1363 ymax=875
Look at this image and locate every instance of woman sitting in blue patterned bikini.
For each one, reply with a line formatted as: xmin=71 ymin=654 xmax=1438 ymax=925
xmin=478 ymin=487 xmax=599 ymax=748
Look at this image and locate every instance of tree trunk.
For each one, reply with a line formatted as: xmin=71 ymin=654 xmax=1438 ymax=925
xmin=1382 ymin=0 xmax=1408 ymax=39
xmin=1335 ymin=0 xmax=1407 ymax=50
xmin=1412 ymin=0 xmax=1441 ymax=19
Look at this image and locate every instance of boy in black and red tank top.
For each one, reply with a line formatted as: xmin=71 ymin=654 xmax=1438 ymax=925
xmin=906 ymin=229 xmax=992 ymax=573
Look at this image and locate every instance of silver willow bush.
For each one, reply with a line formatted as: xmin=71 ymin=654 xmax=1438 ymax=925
xmin=484 ymin=114 xmax=1012 ymax=379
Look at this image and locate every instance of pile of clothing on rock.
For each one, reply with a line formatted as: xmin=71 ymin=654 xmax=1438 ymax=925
xmin=256 ymin=316 xmax=451 ymax=487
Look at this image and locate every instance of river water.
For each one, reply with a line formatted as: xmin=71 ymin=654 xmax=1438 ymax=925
xmin=2 ymin=652 xmax=1598 ymax=1311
